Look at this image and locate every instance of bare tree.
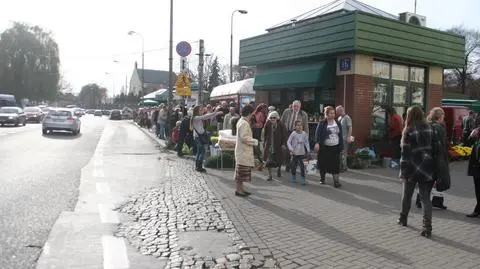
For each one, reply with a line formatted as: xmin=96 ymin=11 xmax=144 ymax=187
xmin=446 ymin=26 xmax=480 ymax=95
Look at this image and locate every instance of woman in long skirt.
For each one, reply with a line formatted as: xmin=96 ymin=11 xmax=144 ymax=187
xmin=314 ymin=106 xmax=344 ymax=188
xmin=234 ymin=105 xmax=258 ymax=197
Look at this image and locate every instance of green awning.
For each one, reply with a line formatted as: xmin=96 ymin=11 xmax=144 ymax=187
xmin=253 ymin=61 xmax=335 ymax=90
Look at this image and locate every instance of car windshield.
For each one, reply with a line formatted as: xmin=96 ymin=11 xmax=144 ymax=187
xmin=24 ymin=107 xmax=40 ymax=112
xmin=49 ymin=110 xmax=71 ymax=117
xmin=0 ymin=108 xmax=18 ymax=113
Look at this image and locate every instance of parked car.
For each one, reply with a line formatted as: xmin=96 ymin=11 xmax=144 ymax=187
xmin=94 ymin=110 xmax=103 ymax=116
xmin=0 ymin=106 xmax=27 ymax=126
xmin=24 ymin=106 xmax=44 ymax=123
xmin=42 ymin=108 xmax=81 ymax=135
xmin=122 ymin=107 xmax=133 ymax=119
xmin=110 ymin=110 xmax=122 ymax=120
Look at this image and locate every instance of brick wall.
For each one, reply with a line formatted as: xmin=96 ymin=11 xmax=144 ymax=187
xmin=428 ymin=84 xmax=442 ymax=110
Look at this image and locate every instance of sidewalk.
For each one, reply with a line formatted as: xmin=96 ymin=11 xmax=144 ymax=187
xmin=136 ymin=123 xmax=480 ymax=269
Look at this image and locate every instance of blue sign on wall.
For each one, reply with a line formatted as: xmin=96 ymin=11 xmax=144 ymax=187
xmin=176 ymin=41 xmax=192 ymax=57
xmin=339 ymin=57 xmax=352 ymax=71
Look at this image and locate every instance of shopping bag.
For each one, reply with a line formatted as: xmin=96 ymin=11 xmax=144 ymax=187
xmin=306 ymin=160 xmax=317 ymax=175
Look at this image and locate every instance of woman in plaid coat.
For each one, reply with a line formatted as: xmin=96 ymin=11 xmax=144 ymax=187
xmin=398 ymin=106 xmax=440 ymax=239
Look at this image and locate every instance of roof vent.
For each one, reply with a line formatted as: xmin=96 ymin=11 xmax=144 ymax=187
xmin=399 ymin=12 xmax=426 ymax=27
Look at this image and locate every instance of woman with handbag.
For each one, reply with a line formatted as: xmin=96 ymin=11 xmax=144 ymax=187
xmin=190 ymin=105 xmax=223 ymax=173
xmin=398 ymin=106 xmax=438 ymax=239
xmin=416 ymin=107 xmax=449 ymax=210
xmin=262 ymin=111 xmax=288 ymax=181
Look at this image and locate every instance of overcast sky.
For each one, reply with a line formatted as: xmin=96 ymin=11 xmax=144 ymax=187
xmin=1 ymin=0 xmax=479 ymax=96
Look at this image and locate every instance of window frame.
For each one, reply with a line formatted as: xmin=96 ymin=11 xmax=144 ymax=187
xmin=371 ymin=61 xmax=427 ymax=138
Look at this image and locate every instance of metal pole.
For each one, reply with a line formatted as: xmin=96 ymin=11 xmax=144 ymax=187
xmin=230 ymin=11 xmax=234 ymax=83
xmin=198 ymin=40 xmax=204 ymax=104
xmin=168 ymin=0 xmax=174 ymax=103
xmin=141 ymin=39 xmax=145 ymax=96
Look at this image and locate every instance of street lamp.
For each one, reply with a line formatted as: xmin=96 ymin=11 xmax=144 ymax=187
xmin=128 ymin=30 xmax=145 ymax=96
xmin=230 ymin=9 xmax=248 ymax=83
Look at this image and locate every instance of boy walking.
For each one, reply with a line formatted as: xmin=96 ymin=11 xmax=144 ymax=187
xmin=287 ymin=120 xmax=310 ymax=185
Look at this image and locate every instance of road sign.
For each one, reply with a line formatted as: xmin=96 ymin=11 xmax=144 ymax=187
xmin=176 ymin=41 xmax=192 ymax=57
xmin=339 ymin=57 xmax=352 ymax=71
xmin=175 ymin=72 xmax=191 ymax=96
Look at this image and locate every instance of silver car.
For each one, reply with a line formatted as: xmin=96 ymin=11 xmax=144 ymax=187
xmin=42 ymin=108 xmax=81 ymax=135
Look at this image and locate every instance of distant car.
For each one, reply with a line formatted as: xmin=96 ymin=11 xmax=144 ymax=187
xmin=24 ymin=106 xmax=44 ymax=123
xmin=0 ymin=106 xmax=27 ymax=126
xmin=110 ymin=110 xmax=122 ymax=120
xmin=73 ymin=108 xmax=83 ymax=117
xmin=42 ymin=108 xmax=81 ymax=135
xmin=122 ymin=107 xmax=133 ymax=119
xmin=94 ymin=110 xmax=103 ymax=116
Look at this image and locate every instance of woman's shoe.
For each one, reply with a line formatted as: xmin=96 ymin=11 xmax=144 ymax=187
xmin=266 ymin=176 xmax=273 ymax=181
xmin=320 ymin=178 xmax=325 ymax=184
xmin=466 ymin=212 xmax=480 ymax=218
xmin=235 ymin=191 xmax=248 ymax=197
xmin=397 ymin=214 xmax=407 ymax=226
xmin=244 ymin=191 xmax=251 ymax=195
xmin=420 ymin=229 xmax=432 ymax=239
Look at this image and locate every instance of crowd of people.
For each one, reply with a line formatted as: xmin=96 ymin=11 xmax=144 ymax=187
xmin=135 ymin=99 xmax=480 ymax=240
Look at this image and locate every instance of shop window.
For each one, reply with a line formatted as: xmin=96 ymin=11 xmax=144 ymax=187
xmin=373 ymin=61 xmax=390 ymax=79
xmin=392 ymin=64 xmax=409 ymax=81
xmin=321 ymin=88 xmax=335 ymax=101
xmin=371 ymin=105 xmax=387 ymax=138
xmin=410 ymin=67 xmax=425 ymax=83
xmin=374 ymin=83 xmax=389 ymax=104
xmin=269 ymin=91 xmax=281 ymax=104
xmin=302 ymin=88 xmax=315 ymax=102
xmin=393 ymin=85 xmax=407 ymax=105
xmin=411 ymin=86 xmax=424 ymax=106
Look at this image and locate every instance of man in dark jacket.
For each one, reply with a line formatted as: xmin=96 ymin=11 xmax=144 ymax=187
xmin=177 ymin=114 xmax=192 ymax=157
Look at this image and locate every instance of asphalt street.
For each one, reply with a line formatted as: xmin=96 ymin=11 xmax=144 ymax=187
xmin=0 ymin=115 xmax=107 ymax=269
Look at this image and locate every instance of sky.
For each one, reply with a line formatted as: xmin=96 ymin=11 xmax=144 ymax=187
xmin=1 ymin=0 xmax=479 ymax=96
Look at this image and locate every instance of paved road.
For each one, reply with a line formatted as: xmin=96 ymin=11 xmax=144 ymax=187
xmin=0 ymin=115 xmax=107 ymax=269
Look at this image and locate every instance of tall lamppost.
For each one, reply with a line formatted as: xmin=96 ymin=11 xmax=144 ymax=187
xmin=128 ymin=30 xmax=145 ymax=96
xmin=230 ymin=9 xmax=248 ymax=83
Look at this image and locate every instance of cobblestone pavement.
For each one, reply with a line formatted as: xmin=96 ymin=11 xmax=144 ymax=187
xmin=115 ymin=155 xmax=277 ymax=269
xmin=134 ymin=123 xmax=480 ymax=269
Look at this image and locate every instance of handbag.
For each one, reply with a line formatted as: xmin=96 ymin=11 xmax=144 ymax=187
xmin=193 ymin=126 xmax=210 ymax=145
xmin=431 ymin=124 xmax=451 ymax=192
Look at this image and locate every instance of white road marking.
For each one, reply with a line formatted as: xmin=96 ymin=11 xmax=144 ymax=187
xmin=96 ymin=182 xmax=110 ymax=194
xmin=102 ymin=236 xmax=130 ymax=269
xmin=98 ymin=204 xmax=119 ymax=224
xmin=93 ymin=168 xmax=105 ymax=178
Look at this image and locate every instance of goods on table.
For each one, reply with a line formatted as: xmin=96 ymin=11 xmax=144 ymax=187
xmin=218 ymin=129 xmax=236 ymax=149
xmin=448 ymin=145 xmax=471 ymax=158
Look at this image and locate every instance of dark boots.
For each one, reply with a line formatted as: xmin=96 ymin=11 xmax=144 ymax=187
xmin=397 ymin=214 xmax=408 ymax=226
xmin=195 ymin=161 xmax=206 ymax=173
xmin=421 ymin=218 xmax=432 ymax=239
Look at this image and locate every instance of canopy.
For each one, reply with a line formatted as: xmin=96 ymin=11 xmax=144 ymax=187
xmin=253 ymin=61 xmax=335 ymax=90
xmin=142 ymin=89 xmax=167 ymax=100
xmin=210 ymin=78 xmax=254 ymax=100
xmin=138 ymin=99 xmax=159 ymax=106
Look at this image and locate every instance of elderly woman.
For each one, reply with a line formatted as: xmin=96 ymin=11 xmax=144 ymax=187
xmin=398 ymin=106 xmax=439 ymax=239
xmin=263 ymin=111 xmax=288 ymax=181
xmin=234 ymin=105 xmax=258 ymax=197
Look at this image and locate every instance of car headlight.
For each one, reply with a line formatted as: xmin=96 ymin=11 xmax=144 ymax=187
xmin=8 ymin=116 xmax=14 ymax=119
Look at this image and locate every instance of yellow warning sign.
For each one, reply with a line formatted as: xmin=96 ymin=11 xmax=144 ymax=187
xmin=175 ymin=72 xmax=191 ymax=96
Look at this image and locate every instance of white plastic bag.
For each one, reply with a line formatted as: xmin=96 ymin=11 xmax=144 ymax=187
xmin=306 ymin=160 xmax=317 ymax=175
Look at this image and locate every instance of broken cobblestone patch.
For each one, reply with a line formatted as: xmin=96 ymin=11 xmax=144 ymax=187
xmin=115 ymin=166 xmax=278 ymax=269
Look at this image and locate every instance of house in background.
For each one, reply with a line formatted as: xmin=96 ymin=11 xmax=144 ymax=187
xmin=129 ymin=62 xmax=176 ymax=96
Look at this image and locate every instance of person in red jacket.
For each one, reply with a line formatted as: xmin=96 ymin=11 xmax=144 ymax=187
xmin=172 ymin=121 xmax=181 ymax=144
